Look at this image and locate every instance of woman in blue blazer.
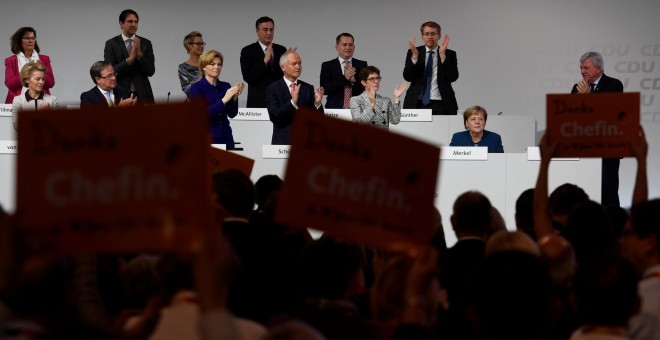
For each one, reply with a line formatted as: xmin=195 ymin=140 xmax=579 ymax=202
xmin=190 ymin=50 xmax=244 ymax=149
xmin=450 ymin=105 xmax=504 ymax=153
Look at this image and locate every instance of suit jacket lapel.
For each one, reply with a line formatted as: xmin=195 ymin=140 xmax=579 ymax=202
xmin=117 ymin=35 xmax=129 ymax=59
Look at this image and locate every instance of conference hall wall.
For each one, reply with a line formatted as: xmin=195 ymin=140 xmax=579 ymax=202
xmin=1 ymin=0 xmax=658 ymax=207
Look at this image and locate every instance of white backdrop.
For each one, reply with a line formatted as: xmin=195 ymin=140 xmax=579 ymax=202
xmin=1 ymin=0 xmax=659 ymax=210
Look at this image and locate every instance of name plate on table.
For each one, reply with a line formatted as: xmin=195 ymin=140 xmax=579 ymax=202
xmin=263 ymin=145 xmax=291 ymax=158
xmin=0 ymin=104 xmax=11 ymax=117
xmin=0 ymin=140 xmax=17 ymax=154
xmin=526 ymin=147 xmax=579 ymax=161
xmin=211 ymin=144 xmax=227 ymax=150
xmin=234 ymin=108 xmax=269 ymax=121
xmin=324 ymin=109 xmax=352 ymax=121
xmin=441 ymin=147 xmax=488 ymax=160
xmin=400 ymin=109 xmax=432 ymax=122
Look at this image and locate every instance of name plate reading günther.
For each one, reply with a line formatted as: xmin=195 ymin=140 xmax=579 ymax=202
xmin=546 ymin=93 xmax=640 ymax=158
xmin=262 ymin=145 xmax=291 ymax=159
xmin=234 ymin=108 xmax=270 ymax=121
xmin=400 ymin=109 xmax=432 ymax=122
xmin=324 ymin=109 xmax=353 ymax=121
xmin=441 ymin=147 xmax=488 ymax=160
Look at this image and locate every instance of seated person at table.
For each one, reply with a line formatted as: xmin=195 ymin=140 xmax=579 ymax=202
xmin=450 ymin=105 xmax=503 ymax=153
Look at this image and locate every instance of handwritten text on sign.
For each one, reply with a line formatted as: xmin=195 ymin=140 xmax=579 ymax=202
xmin=546 ymin=93 xmax=640 ymax=158
xmin=275 ymin=108 xmax=440 ymax=250
xmin=16 ymin=102 xmax=210 ymax=254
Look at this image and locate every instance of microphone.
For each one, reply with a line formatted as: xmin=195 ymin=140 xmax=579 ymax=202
xmin=167 ymin=91 xmax=171 ymax=104
xmin=497 ymin=111 xmax=502 ymax=116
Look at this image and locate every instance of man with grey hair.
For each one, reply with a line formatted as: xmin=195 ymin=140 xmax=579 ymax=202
xmin=265 ymin=51 xmax=324 ymax=145
xmin=80 ymin=61 xmax=136 ymax=107
xmin=571 ymin=51 xmax=624 ymax=207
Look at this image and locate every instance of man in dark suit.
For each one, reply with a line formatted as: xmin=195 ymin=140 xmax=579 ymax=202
xmin=80 ymin=61 xmax=136 ymax=107
xmin=240 ymin=16 xmax=289 ymax=108
xmin=266 ymin=51 xmax=324 ymax=145
xmin=441 ymin=191 xmax=491 ymax=339
xmin=571 ymin=51 xmax=624 ymax=207
xmin=403 ymin=21 xmax=459 ymax=115
xmin=104 ymin=9 xmax=155 ymax=104
xmin=320 ymin=33 xmax=368 ymax=109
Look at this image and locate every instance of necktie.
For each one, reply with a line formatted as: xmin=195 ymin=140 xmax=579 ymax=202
xmin=343 ymin=60 xmax=352 ymax=109
xmin=105 ymin=91 xmax=115 ymax=107
xmin=589 ymin=83 xmax=596 ymax=93
xmin=126 ymin=38 xmax=133 ymax=53
xmin=422 ymin=50 xmax=434 ymax=105
xmin=290 ymin=82 xmax=296 ymax=98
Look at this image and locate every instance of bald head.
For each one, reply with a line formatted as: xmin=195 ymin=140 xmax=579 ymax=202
xmin=538 ymin=234 xmax=575 ymax=286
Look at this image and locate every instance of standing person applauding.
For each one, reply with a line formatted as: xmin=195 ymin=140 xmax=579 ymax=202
xmin=178 ymin=31 xmax=205 ymax=99
xmin=5 ymin=27 xmax=55 ymax=104
xmin=190 ymin=50 xmax=244 ymax=149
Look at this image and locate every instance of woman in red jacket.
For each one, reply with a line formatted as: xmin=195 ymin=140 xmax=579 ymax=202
xmin=5 ymin=27 xmax=55 ymax=104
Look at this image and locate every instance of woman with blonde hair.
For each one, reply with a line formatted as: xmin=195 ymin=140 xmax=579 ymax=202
xmin=178 ymin=31 xmax=205 ymax=98
xmin=189 ymin=50 xmax=243 ymax=149
xmin=11 ymin=61 xmax=58 ymax=130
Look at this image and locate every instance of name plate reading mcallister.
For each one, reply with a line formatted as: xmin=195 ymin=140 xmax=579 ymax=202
xmin=234 ymin=108 xmax=270 ymax=121
xmin=0 ymin=104 xmax=12 ymax=117
xmin=0 ymin=140 xmax=17 ymax=154
xmin=400 ymin=109 xmax=432 ymax=122
xmin=441 ymin=147 xmax=488 ymax=160
xmin=324 ymin=109 xmax=352 ymax=121
xmin=262 ymin=145 xmax=291 ymax=158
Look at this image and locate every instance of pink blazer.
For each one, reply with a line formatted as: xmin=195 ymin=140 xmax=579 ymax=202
xmin=4 ymin=54 xmax=55 ymax=104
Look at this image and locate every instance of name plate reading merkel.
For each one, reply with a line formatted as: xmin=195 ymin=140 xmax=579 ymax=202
xmin=0 ymin=140 xmax=17 ymax=154
xmin=211 ymin=144 xmax=227 ymax=150
xmin=441 ymin=147 xmax=488 ymax=160
xmin=234 ymin=108 xmax=270 ymax=121
xmin=0 ymin=104 xmax=12 ymax=117
xmin=262 ymin=145 xmax=291 ymax=158
xmin=400 ymin=109 xmax=432 ymax=122
xmin=324 ymin=109 xmax=353 ymax=121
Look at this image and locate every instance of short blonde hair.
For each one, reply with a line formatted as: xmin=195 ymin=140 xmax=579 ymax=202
xmin=199 ymin=50 xmax=223 ymax=76
xmin=20 ymin=61 xmax=47 ymax=87
xmin=183 ymin=31 xmax=202 ymax=53
xmin=462 ymin=105 xmax=488 ymax=129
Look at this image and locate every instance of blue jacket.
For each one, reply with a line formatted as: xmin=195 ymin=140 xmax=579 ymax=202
xmin=450 ymin=130 xmax=504 ymax=153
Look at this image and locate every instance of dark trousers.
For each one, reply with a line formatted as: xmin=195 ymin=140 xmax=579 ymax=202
xmin=417 ymin=99 xmax=448 ymax=115
xmin=601 ymin=158 xmax=620 ymax=207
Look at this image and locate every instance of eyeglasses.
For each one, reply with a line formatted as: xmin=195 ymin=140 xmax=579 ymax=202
xmin=190 ymin=42 xmax=206 ymax=47
xmin=366 ymin=76 xmax=382 ymax=82
xmin=22 ymin=36 xmax=36 ymax=41
xmin=98 ymin=73 xmax=118 ymax=79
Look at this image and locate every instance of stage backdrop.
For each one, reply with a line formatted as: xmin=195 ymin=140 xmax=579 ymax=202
xmin=1 ymin=0 xmax=659 ymax=203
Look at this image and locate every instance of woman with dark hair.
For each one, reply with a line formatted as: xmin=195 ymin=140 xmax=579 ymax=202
xmin=178 ymin=31 xmax=205 ymax=98
xmin=189 ymin=50 xmax=244 ymax=149
xmin=350 ymin=66 xmax=408 ymax=130
xmin=5 ymin=27 xmax=55 ymax=104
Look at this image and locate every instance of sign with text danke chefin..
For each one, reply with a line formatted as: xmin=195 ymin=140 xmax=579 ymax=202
xmin=16 ymin=102 xmax=210 ymax=254
xmin=275 ymin=108 xmax=440 ymax=251
xmin=546 ymin=93 xmax=640 ymax=158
